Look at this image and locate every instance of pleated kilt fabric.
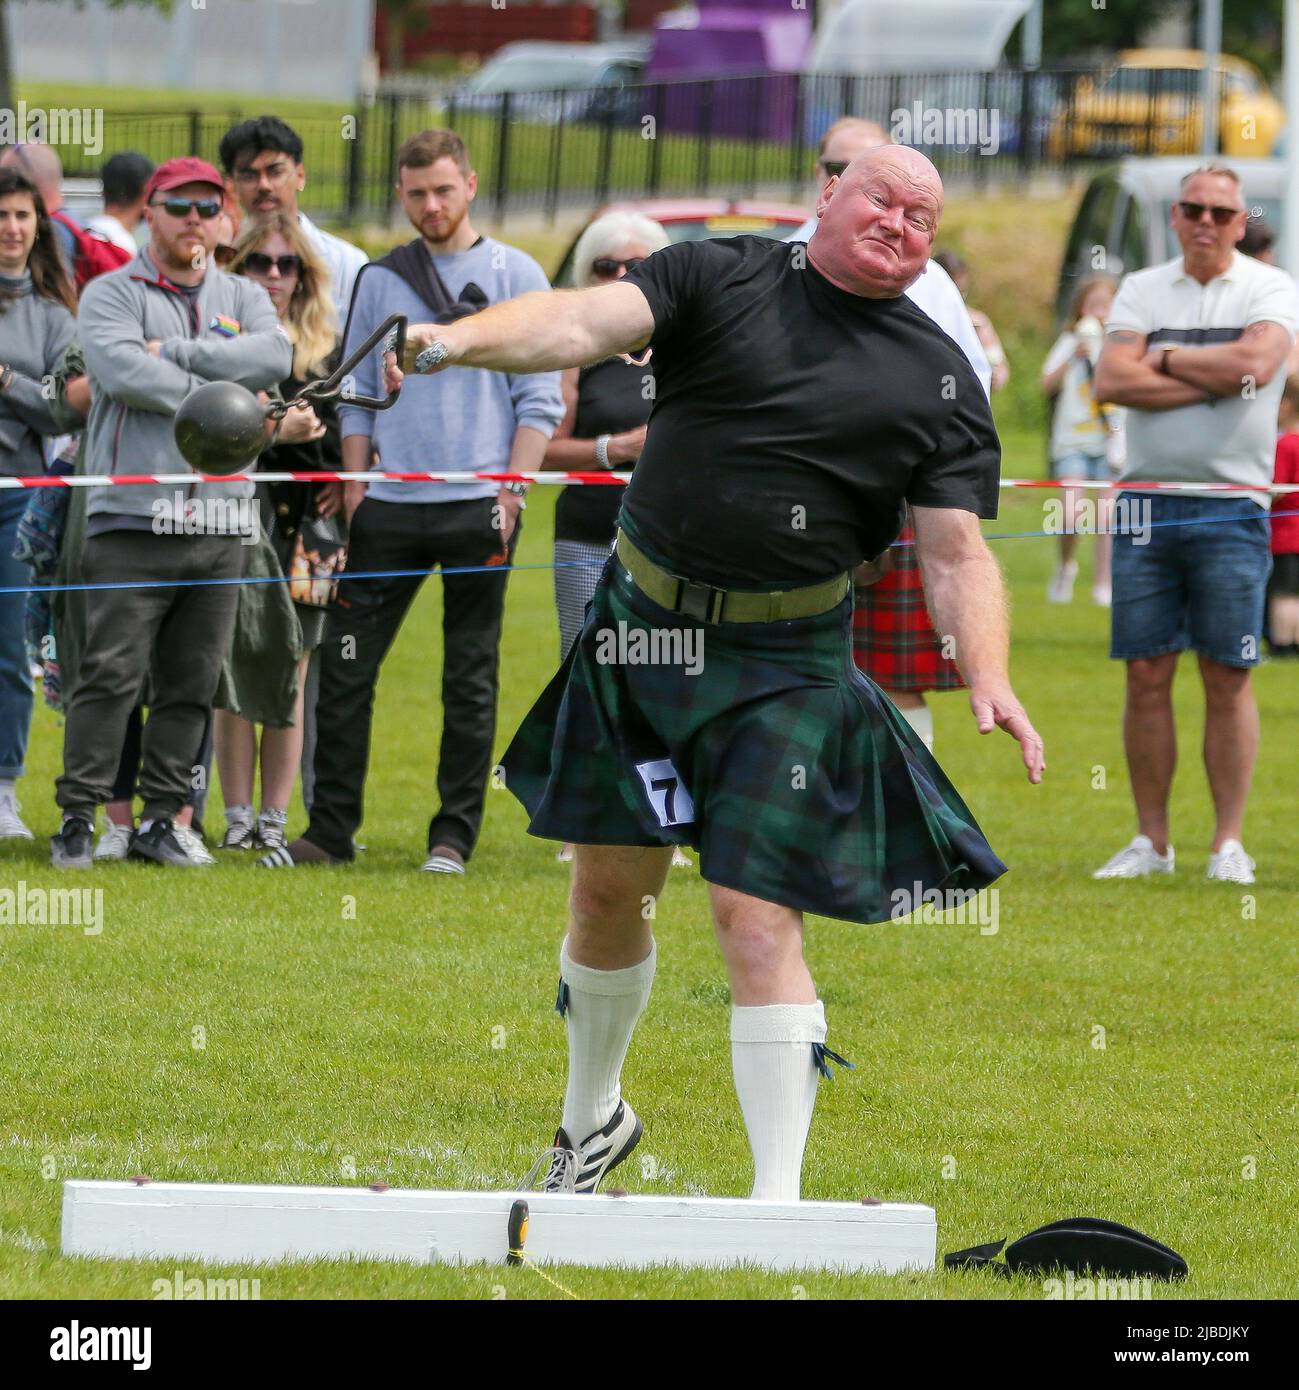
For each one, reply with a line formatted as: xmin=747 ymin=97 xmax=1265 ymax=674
xmin=502 ymin=556 xmax=1005 ymax=925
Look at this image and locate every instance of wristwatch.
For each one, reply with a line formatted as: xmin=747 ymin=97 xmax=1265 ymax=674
xmin=1158 ymin=345 xmax=1177 ymax=374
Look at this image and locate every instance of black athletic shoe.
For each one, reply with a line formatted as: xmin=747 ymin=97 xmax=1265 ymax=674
xmin=50 ymin=817 xmax=94 ymax=870
xmin=129 ymin=818 xmax=204 ymax=867
xmin=548 ymin=1100 xmax=643 ymax=1194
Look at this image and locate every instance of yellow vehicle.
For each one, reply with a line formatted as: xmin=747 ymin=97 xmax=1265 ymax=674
xmin=1047 ymin=50 xmax=1284 ymax=160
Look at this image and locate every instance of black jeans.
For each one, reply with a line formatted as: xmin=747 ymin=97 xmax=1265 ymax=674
xmin=305 ymin=497 xmax=519 ymax=862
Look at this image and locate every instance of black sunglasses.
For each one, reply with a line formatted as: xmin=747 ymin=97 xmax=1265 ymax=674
xmin=820 ymin=159 xmax=849 ymax=177
xmin=592 ymin=256 xmax=645 ymax=279
xmin=242 ymin=251 xmax=302 ymax=276
xmin=1177 ymin=200 xmax=1242 ymax=226
xmin=155 ymin=196 xmax=222 ymax=220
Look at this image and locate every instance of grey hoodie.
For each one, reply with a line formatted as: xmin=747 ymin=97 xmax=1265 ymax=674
xmin=78 ymin=247 xmax=292 ymax=530
xmin=0 ymin=271 xmax=78 ymax=476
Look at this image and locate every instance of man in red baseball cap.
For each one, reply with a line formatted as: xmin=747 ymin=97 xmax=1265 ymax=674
xmin=51 ymin=151 xmax=294 ymax=871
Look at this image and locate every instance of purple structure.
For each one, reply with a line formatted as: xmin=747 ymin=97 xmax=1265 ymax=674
xmin=646 ymin=1 xmax=812 ymax=141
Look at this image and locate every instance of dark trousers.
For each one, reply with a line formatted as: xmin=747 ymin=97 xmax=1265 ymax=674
xmin=56 ymin=531 xmax=242 ymax=822
xmin=305 ymin=497 xmax=519 ymax=862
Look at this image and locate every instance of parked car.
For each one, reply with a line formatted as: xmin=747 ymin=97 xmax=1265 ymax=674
xmin=452 ymin=40 xmax=649 ymax=126
xmin=1047 ymin=50 xmax=1284 ymax=160
xmin=552 ymin=198 xmax=810 ymax=287
xmin=1055 ymin=156 xmax=1285 ymax=323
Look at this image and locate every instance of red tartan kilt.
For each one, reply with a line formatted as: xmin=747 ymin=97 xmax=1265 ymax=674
xmin=852 ymin=526 xmax=965 ymax=692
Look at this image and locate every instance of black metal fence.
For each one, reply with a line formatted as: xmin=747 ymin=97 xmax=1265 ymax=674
xmin=54 ymin=65 xmax=1246 ymax=223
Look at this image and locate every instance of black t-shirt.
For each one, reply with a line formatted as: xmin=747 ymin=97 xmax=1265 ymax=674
xmin=554 ymin=355 xmax=653 ymax=545
xmin=620 ymin=236 xmax=1000 ymax=588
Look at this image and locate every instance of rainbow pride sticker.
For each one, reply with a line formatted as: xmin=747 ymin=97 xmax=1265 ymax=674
xmin=209 ymin=314 xmax=241 ymax=337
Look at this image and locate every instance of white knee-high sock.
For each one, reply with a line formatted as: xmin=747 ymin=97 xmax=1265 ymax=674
xmin=559 ymin=937 xmax=656 ymax=1145
xmin=900 ymin=703 xmax=934 ymax=751
xmin=730 ymin=1000 xmax=827 ymax=1201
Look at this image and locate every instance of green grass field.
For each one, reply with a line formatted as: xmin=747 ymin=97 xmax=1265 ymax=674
xmin=1 ymin=435 xmax=1295 ymax=1301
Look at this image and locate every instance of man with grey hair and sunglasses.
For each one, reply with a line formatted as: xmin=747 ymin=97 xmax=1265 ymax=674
xmin=1094 ymin=163 xmax=1298 ymax=886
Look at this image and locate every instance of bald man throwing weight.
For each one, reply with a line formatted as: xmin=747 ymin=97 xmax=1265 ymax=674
xmin=391 ymin=146 xmax=1044 ymax=1202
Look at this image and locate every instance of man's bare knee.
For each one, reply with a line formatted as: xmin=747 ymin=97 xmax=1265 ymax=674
xmin=570 ymin=844 xmax=672 ymax=931
xmin=1199 ymin=656 xmax=1252 ymax=707
xmin=1126 ymin=655 xmax=1177 ymax=704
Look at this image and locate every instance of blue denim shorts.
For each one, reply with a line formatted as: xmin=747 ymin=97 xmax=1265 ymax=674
xmin=1110 ymin=492 xmax=1272 ymax=668
xmin=1051 ymin=449 xmax=1109 ymax=482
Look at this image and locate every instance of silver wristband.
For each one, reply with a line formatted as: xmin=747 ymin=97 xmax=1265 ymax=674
xmin=594 ymin=434 xmax=613 ymax=469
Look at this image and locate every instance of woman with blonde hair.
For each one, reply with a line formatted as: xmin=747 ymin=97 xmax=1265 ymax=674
xmin=214 ymin=211 xmax=341 ymax=851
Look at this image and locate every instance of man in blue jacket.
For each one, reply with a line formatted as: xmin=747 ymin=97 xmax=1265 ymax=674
xmin=260 ymin=130 xmax=563 ymax=874
xmin=52 ymin=157 xmax=292 ymax=869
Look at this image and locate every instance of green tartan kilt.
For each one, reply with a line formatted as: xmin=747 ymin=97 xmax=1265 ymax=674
xmin=501 ymin=557 xmax=1006 ymax=924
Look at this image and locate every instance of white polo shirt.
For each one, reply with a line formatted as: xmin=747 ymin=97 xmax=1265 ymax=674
xmin=1107 ymin=251 xmax=1299 ymax=503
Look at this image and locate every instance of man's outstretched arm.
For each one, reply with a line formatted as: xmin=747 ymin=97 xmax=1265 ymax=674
xmin=399 ymin=282 xmax=656 ymax=378
xmin=911 ymin=505 xmax=1045 ymax=784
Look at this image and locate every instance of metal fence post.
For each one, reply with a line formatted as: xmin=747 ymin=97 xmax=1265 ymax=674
xmin=596 ymin=89 xmax=615 ymax=204
xmin=495 ymin=92 xmax=512 ymax=220
xmin=545 ymin=101 xmax=565 ymax=223
xmin=696 ymin=81 xmax=713 ymax=195
xmin=189 ymin=110 xmax=201 ymax=158
xmin=647 ymin=83 xmax=663 ymax=198
xmin=345 ymin=108 xmax=364 ymax=222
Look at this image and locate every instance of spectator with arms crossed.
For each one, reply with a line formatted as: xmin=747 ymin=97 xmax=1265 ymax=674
xmin=1094 ymin=164 xmax=1297 ymax=885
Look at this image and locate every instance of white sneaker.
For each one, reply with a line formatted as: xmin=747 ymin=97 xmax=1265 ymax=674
xmin=0 ymin=791 xmax=33 ymax=840
xmin=1206 ymin=840 xmax=1255 ymax=885
xmin=544 ymin=1100 xmax=643 ymax=1195
xmin=1092 ymin=835 xmax=1175 ymax=879
xmin=172 ymin=824 xmax=215 ymax=866
xmin=1091 ymin=584 xmax=1112 ymax=608
xmin=1048 ymin=561 xmax=1078 ymax=604
xmin=93 ymin=823 xmax=133 ymax=861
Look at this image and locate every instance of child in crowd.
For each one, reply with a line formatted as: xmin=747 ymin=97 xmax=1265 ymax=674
xmin=933 ymin=249 xmax=1009 ymax=391
xmin=1041 ymin=275 xmax=1124 ymax=606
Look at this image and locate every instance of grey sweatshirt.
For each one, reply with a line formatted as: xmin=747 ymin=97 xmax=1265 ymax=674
xmin=0 ymin=271 xmax=78 ymax=476
xmin=79 ymin=247 xmax=292 ymax=532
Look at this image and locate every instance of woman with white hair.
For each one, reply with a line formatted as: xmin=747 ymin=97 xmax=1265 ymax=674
xmin=543 ymin=210 xmax=689 ymax=865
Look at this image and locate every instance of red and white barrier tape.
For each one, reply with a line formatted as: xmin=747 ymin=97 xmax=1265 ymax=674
xmin=1 ymin=470 xmax=1297 ymax=494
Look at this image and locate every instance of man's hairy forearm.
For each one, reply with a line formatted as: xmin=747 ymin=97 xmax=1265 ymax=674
xmin=1165 ymin=345 xmax=1272 ymax=395
xmin=1095 ymin=362 xmax=1207 ymax=410
xmin=451 ymin=288 xmax=648 ymax=374
xmin=919 ymin=543 xmax=1010 ymax=690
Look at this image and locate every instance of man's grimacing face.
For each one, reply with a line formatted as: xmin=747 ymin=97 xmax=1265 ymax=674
xmin=810 ymin=147 xmax=943 ymax=298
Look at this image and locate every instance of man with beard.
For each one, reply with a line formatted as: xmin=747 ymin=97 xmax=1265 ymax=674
xmin=52 ymin=157 xmax=291 ymax=869
xmin=260 ymin=130 xmax=564 ymax=874
xmin=392 ymin=145 xmax=1044 ymax=1200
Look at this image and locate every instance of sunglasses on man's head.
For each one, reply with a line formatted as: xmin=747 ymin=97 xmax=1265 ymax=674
xmin=820 ymin=160 xmax=848 ymax=178
xmin=155 ymin=196 xmax=222 ymax=220
xmin=1177 ymin=200 xmax=1242 ymax=226
xmin=242 ymin=251 xmax=302 ymax=276
xmin=592 ymin=256 xmax=645 ymax=279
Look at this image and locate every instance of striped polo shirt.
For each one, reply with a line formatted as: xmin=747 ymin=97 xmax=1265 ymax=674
xmin=1106 ymin=250 xmax=1299 ymax=504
